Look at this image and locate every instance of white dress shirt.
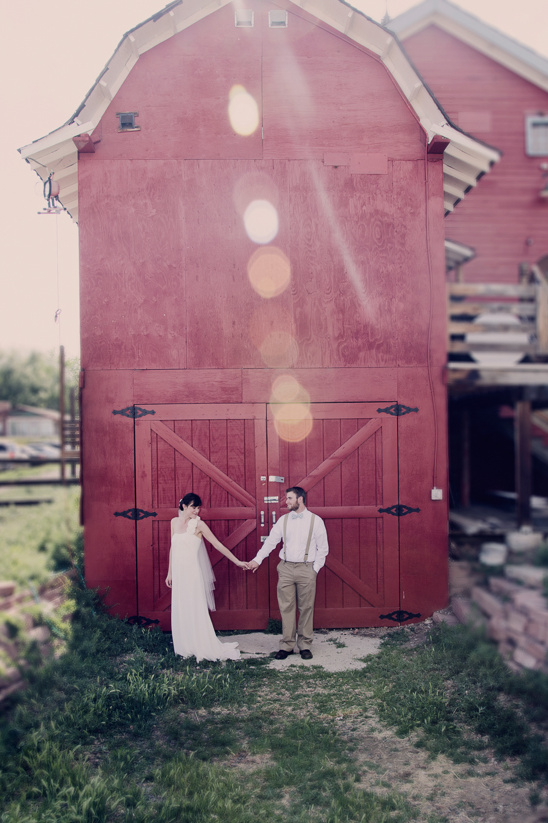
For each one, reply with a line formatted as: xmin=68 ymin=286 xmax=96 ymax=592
xmin=253 ymin=509 xmax=329 ymax=574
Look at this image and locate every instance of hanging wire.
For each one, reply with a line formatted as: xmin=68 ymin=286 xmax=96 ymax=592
xmin=54 ymin=214 xmax=62 ymax=347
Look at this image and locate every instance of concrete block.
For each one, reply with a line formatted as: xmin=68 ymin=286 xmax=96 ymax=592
xmin=489 ymin=577 xmax=521 ymax=598
xmin=488 ymin=617 xmax=509 ymax=642
xmin=512 ymin=589 xmax=547 ymax=613
xmin=472 ymin=586 xmax=504 ymax=618
xmin=432 ymin=610 xmax=459 ymax=625
xmin=505 ymin=565 xmax=547 ymax=588
xmin=0 ymin=582 xmax=16 ymax=598
xmin=506 ymin=609 xmax=528 ymax=634
xmin=515 ymin=635 xmax=548 ymax=664
xmin=449 ymin=561 xmax=479 ymax=596
xmin=451 ymin=597 xmax=472 ymax=623
xmin=513 ymin=646 xmax=540 ymax=670
xmin=527 ymin=618 xmax=548 ymax=644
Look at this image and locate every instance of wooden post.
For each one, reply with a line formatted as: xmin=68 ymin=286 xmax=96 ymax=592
xmin=69 ymin=387 xmax=77 ymax=479
xmin=461 ymin=408 xmax=470 ymax=508
xmin=515 ymin=399 xmax=532 ymax=526
xmin=59 ymin=345 xmax=66 ymax=485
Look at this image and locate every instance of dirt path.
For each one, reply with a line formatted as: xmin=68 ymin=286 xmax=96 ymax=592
xmin=225 ymin=624 xmax=548 ymax=822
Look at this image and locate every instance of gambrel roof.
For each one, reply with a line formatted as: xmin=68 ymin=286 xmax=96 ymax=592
xmin=19 ymin=0 xmax=500 ymax=222
xmin=389 ymin=0 xmax=548 ymax=92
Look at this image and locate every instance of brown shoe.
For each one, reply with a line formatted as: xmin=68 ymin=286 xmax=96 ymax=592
xmin=300 ymin=649 xmax=313 ymax=660
xmin=272 ymin=649 xmax=294 ymax=660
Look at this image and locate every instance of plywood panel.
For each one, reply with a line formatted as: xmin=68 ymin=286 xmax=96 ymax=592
xmin=90 ymin=3 xmax=263 ymax=163
xmin=79 ymin=158 xmax=185 ymax=370
xmin=262 ymin=5 xmax=424 ymax=160
xmin=397 ymin=367 xmax=448 ymax=618
xmin=82 ymin=370 xmax=137 ymax=618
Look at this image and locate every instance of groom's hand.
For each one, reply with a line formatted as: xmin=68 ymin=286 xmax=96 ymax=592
xmin=248 ymin=560 xmax=259 ymax=574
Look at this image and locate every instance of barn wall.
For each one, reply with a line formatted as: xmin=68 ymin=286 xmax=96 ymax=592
xmin=79 ymin=0 xmax=449 ymax=623
xmin=401 ymin=24 xmax=548 ymax=283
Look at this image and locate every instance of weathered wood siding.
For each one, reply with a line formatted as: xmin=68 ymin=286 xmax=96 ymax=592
xmin=401 ymin=25 xmax=548 ymax=283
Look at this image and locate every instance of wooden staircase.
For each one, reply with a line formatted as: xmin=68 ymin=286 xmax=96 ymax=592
xmin=447 ymin=268 xmax=548 ymax=386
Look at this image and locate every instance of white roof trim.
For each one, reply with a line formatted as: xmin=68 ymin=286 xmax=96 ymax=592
xmin=389 ymin=0 xmax=548 ymax=93
xmin=445 ymin=238 xmax=475 ymax=270
xmin=19 ymin=0 xmax=500 ymax=222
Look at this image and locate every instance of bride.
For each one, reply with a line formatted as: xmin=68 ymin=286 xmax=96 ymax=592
xmin=165 ymin=493 xmax=249 ymax=661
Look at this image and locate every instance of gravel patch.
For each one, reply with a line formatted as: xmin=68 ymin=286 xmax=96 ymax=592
xmin=227 ymin=629 xmax=383 ymax=671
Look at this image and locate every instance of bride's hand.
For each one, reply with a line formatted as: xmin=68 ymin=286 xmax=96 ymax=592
xmin=165 ymin=576 xmax=172 ymax=587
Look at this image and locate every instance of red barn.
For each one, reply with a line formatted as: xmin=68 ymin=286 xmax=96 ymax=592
xmin=20 ymin=0 xmax=498 ymax=629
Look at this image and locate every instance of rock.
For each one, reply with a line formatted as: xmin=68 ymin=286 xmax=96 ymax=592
xmin=27 ymin=625 xmax=51 ymax=644
xmin=0 ymin=582 xmax=16 ymax=598
xmin=451 ymin=597 xmax=473 ymax=624
xmin=505 ymin=565 xmax=547 ymax=588
xmin=432 ymin=610 xmax=459 ymax=625
xmin=471 ymin=586 xmax=505 ymax=618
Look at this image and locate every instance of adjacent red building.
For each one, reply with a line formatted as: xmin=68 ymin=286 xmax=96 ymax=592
xmin=391 ymin=0 xmax=548 ymax=285
xmin=20 ymin=0 xmax=498 ymax=629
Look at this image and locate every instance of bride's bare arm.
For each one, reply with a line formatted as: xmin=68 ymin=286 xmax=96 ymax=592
xmin=197 ymin=522 xmax=249 ymax=568
xmin=165 ymin=518 xmax=176 ymax=586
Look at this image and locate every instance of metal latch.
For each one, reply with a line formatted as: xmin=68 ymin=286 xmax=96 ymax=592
xmin=260 ymin=536 xmax=268 ymax=543
xmin=264 ymin=496 xmax=278 ymax=503
xmin=269 ymin=475 xmax=285 ymax=483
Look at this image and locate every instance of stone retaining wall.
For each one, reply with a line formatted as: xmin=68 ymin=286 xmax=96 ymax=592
xmin=0 ymin=573 xmax=73 ymax=702
xmin=451 ymin=565 xmax=548 ymax=674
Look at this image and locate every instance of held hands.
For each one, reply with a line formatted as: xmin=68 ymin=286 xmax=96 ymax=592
xmin=236 ymin=560 xmax=254 ymax=570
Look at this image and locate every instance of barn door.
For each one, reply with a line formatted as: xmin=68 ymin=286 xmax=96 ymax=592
xmin=134 ymin=404 xmax=269 ymax=630
xmin=134 ymin=401 xmax=401 ymax=629
xmin=266 ymin=403 xmax=400 ymax=627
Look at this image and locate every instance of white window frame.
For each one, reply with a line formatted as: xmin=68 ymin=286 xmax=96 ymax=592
xmin=525 ymin=115 xmax=548 ymax=156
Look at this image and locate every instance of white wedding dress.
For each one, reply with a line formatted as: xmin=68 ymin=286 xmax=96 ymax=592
xmin=170 ymin=519 xmax=240 ymax=662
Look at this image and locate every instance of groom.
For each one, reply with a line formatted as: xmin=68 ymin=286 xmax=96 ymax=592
xmin=248 ymin=487 xmax=329 ymax=660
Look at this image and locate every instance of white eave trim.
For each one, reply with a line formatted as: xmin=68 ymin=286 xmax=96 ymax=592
xmin=18 ymin=0 xmax=500 ymax=223
xmin=389 ymin=0 xmax=548 ymax=93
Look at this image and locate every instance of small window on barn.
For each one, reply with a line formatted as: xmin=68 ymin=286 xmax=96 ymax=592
xmin=269 ymin=10 xmax=288 ymax=27
xmin=235 ymin=9 xmax=254 ymax=26
xmin=525 ymin=115 xmax=548 ymax=156
xmin=117 ymin=112 xmax=140 ymax=132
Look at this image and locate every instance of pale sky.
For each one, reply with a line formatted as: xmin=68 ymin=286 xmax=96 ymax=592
xmin=2 ymin=0 xmax=547 ymax=360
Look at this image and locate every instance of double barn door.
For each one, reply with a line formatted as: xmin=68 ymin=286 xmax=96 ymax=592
xmin=135 ymin=402 xmax=400 ymax=630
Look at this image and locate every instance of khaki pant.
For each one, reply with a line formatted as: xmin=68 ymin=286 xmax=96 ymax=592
xmin=277 ymin=561 xmax=317 ymax=651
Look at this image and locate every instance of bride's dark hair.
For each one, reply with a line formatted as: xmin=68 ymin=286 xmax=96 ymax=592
xmin=179 ymin=493 xmax=202 ymax=510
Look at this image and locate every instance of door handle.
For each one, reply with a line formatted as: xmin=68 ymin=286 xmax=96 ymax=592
xmin=260 ymin=510 xmax=265 ymax=527
xmin=272 ymin=511 xmax=277 ymax=525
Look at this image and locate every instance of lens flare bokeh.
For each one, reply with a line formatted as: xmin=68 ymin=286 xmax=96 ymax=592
xmin=228 ymin=85 xmax=259 ymax=136
xmin=247 ymin=246 xmax=291 ymax=298
xmin=243 ymin=200 xmax=279 ymax=244
xmin=273 ymin=403 xmax=313 ymax=443
xmin=270 ymin=375 xmax=313 ymax=443
xmin=271 ymin=373 xmax=301 ymax=403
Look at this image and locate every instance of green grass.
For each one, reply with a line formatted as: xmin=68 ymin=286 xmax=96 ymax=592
xmin=0 ymin=486 xmax=81 ymax=585
xmin=2 ymin=499 xmax=548 ymax=820
xmin=366 ymin=623 xmax=548 ymax=780
xmin=0 ymin=602 xmax=437 ymax=823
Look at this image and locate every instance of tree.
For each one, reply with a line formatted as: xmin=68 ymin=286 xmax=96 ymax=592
xmin=0 ymin=350 xmax=79 ymax=411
